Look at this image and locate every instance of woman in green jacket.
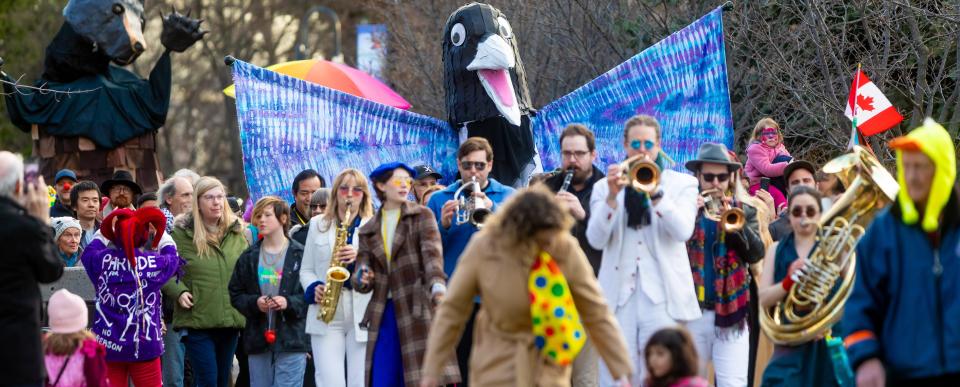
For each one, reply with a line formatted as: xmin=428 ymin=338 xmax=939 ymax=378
xmin=163 ymin=176 xmax=249 ymax=387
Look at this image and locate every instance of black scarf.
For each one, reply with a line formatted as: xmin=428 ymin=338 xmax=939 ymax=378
xmin=625 ymin=154 xmax=667 ymax=229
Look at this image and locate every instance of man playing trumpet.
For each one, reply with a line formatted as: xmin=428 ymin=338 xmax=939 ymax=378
xmin=684 ymin=142 xmax=766 ymax=386
xmin=586 ymin=115 xmax=701 ymax=385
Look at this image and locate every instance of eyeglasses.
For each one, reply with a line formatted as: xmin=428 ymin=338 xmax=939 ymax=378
xmin=629 ymin=139 xmax=656 ymax=151
xmin=110 ymin=186 xmax=132 ymax=194
xmin=790 ymin=205 xmax=818 ymax=218
xmin=561 ymin=150 xmax=590 ymax=159
xmin=310 ymin=204 xmax=327 ymax=210
xmin=389 ymin=177 xmax=413 ymax=187
xmin=201 ymin=194 xmax=225 ymax=202
xmin=701 ymin=173 xmax=730 ymax=183
xmin=460 ymin=161 xmax=487 ymax=171
xmin=337 ymin=186 xmax=364 ymax=196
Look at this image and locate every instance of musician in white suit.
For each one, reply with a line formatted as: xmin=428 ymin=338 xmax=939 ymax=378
xmin=300 ymin=169 xmax=375 ymax=387
xmin=587 ymin=115 xmax=702 ymax=386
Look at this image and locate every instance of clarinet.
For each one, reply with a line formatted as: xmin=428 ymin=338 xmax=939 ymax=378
xmin=559 ymin=169 xmax=574 ymax=192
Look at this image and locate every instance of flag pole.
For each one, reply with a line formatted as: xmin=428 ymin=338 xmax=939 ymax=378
xmin=849 ymin=63 xmax=862 ymax=150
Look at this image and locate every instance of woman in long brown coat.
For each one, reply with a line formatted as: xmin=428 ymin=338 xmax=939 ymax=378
xmin=420 ymin=186 xmax=635 ymax=387
xmin=353 ymin=162 xmax=460 ymax=386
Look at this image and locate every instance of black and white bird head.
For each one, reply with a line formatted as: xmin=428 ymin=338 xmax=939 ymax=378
xmin=442 ymin=2 xmax=531 ymax=127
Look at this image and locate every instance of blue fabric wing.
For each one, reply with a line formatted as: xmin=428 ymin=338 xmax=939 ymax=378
xmin=533 ymin=7 xmax=733 ymax=173
xmin=231 ymin=59 xmax=457 ymax=204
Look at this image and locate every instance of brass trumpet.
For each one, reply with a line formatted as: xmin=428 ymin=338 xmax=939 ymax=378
xmin=700 ymin=188 xmax=745 ymax=233
xmin=618 ymin=154 xmax=659 ymax=193
xmin=454 ymin=176 xmax=491 ymax=227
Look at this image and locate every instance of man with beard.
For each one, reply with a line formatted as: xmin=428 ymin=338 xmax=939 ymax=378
xmin=541 ymin=124 xmax=605 ymax=386
xmin=100 ymin=170 xmax=142 ymax=216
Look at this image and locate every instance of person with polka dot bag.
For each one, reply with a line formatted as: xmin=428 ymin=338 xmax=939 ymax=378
xmin=420 ymin=186 xmax=633 ymax=386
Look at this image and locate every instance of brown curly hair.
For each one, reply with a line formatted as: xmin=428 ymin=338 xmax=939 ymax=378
xmin=481 ymin=185 xmax=574 ymax=248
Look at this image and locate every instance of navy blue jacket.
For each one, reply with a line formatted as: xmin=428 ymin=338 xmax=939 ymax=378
xmin=841 ymin=190 xmax=960 ymax=380
xmin=426 ymin=177 xmax=515 ymax=277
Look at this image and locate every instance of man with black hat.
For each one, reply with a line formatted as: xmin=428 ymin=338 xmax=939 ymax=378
xmin=50 ymin=168 xmax=78 ymax=217
xmin=684 ymin=142 xmax=765 ymax=387
xmin=412 ymin=165 xmax=443 ymax=203
xmin=101 ymin=170 xmax=143 ymax=216
xmin=769 ymin=160 xmax=818 ymax=241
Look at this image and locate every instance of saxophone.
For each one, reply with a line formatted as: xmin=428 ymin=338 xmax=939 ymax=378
xmin=317 ymin=201 xmax=353 ymax=323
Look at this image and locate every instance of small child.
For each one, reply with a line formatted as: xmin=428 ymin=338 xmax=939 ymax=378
xmin=44 ymin=289 xmax=109 ymax=387
xmin=644 ymin=327 xmax=708 ymax=387
xmin=745 ymin=117 xmax=792 ymax=209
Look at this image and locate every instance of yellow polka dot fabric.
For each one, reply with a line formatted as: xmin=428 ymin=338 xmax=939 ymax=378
xmin=529 ymin=251 xmax=585 ymax=366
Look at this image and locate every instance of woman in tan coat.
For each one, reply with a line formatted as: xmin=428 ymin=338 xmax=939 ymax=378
xmin=420 ymin=186 xmax=634 ymax=387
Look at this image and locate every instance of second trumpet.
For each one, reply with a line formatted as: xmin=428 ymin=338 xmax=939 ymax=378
xmin=701 ymin=188 xmax=745 ymax=233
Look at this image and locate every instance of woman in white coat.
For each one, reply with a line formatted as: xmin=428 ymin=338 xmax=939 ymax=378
xmin=300 ymin=169 xmax=374 ymax=387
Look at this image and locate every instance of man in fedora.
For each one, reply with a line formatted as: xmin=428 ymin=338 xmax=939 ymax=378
xmin=101 ymin=170 xmax=143 ymax=216
xmin=684 ymin=142 xmax=765 ymax=387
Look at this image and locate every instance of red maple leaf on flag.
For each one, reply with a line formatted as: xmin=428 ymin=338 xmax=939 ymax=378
xmin=856 ymin=95 xmax=875 ymax=112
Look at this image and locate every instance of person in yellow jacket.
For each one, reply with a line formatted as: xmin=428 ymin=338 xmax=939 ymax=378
xmin=841 ymin=118 xmax=960 ymax=386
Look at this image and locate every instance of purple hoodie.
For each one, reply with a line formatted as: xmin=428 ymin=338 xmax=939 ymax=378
xmin=81 ymin=236 xmax=181 ymax=362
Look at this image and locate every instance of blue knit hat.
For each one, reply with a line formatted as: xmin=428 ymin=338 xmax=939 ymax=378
xmin=369 ymin=162 xmax=417 ymax=181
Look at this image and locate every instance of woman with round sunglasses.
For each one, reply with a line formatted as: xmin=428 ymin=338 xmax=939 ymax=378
xmin=745 ymin=117 xmax=792 ymax=210
xmin=757 ymin=186 xmax=840 ymax=386
xmin=354 ymin=162 xmax=460 ymax=386
xmin=299 ymin=169 xmax=375 ymax=387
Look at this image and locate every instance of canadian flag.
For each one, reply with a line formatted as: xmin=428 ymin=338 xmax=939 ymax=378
xmin=844 ymin=69 xmax=903 ymax=136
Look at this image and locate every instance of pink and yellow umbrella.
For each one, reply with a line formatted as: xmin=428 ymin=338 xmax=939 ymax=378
xmin=223 ymin=59 xmax=411 ymax=110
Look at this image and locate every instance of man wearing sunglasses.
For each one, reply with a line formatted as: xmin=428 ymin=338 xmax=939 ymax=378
xmin=842 ymin=119 xmax=960 ymax=386
xmin=586 ymin=114 xmax=701 ymax=385
xmin=290 ymin=169 xmax=326 ymax=228
xmin=426 ymin=137 xmax=515 ymax=385
xmin=683 ymin=142 xmax=765 ymax=387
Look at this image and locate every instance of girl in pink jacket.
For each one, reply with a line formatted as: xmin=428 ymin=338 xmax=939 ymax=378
xmin=744 ymin=117 xmax=791 ymax=210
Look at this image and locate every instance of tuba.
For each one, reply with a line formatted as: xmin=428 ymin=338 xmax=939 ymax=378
xmin=317 ymin=201 xmax=353 ymax=323
xmin=760 ymin=146 xmax=899 ymax=344
xmin=454 ymin=176 xmax=491 ymax=227
xmin=701 ymin=188 xmax=745 ymax=233
xmin=618 ymin=154 xmax=660 ymax=194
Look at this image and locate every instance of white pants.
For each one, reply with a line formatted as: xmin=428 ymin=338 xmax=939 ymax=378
xmin=686 ymin=310 xmax=750 ymax=387
xmin=310 ymin=292 xmax=366 ymax=387
xmin=599 ymin=290 xmax=677 ymax=387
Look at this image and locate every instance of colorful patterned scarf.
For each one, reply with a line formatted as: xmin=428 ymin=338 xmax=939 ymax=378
xmin=529 ymin=251 xmax=585 ymax=365
xmin=687 ymin=213 xmax=750 ymax=330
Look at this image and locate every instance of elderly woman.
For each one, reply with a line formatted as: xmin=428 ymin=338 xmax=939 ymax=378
xmin=51 ymin=217 xmax=83 ymax=267
xmin=420 ymin=186 xmax=634 ymax=386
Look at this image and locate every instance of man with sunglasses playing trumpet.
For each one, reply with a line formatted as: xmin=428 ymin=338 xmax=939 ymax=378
xmin=586 ymin=115 xmax=701 ymax=386
xmin=684 ymin=142 xmax=765 ymax=387
xmin=426 ymin=137 xmax=515 ymax=386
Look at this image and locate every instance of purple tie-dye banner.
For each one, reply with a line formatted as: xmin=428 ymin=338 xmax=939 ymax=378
xmin=233 ymin=7 xmax=731 ymax=202
xmin=533 ymin=6 xmax=733 ymax=172
xmin=231 ymin=60 xmax=457 ymax=204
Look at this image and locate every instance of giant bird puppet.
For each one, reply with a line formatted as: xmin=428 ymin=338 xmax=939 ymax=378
xmin=1 ymin=0 xmax=205 ymax=190
xmin=443 ymin=2 xmax=538 ymax=187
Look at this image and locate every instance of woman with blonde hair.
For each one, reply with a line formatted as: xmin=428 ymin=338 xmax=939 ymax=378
xmin=420 ymin=185 xmax=634 ymax=386
xmin=163 ymin=176 xmax=249 ymax=387
xmin=299 ymin=168 xmax=374 ymax=387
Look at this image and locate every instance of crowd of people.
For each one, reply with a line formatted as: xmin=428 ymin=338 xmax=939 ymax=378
xmin=0 ymin=113 xmax=958 ymax=387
